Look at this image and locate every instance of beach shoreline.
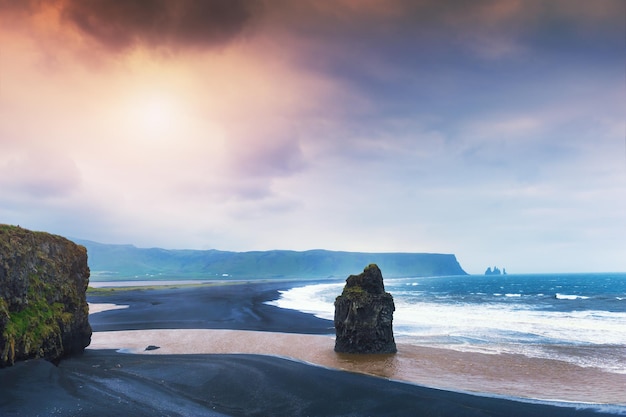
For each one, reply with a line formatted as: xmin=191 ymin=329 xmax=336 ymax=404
xmin=87 ymin=327 xmax=626 ymax=407
xmin=2 ymin=280 xmax=624 ymax=416
xmin=86 ymin=280 xmax=626 ymax=406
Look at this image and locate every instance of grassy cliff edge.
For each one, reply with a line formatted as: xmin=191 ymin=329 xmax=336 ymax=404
xmin=0 ymin=225 xmax=92 ymax=367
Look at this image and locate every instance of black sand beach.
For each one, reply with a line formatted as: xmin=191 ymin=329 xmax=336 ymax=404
xmin=88 ymin=280 xmax=335 ymax=334
xmin=1 ymin=281 xmax=623 ymax=416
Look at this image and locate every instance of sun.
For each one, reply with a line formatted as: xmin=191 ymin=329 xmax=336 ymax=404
xmin=123 ymin=91 xmax=182 ymax=141
xmin=138 ymin=94 xmax=180 ymax=137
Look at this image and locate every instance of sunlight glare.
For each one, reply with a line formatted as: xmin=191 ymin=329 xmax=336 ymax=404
xmin=126 ymin=92 xmax=182 ymax=141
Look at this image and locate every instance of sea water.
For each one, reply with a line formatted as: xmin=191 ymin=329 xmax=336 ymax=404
xmin=268 ymin=273 xmax=626 ymax=375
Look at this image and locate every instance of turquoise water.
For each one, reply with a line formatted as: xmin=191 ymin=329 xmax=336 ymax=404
xmin=269 ymin=273 xmax=626 ymax=374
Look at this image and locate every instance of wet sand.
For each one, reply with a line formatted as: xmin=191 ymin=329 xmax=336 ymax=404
xmin=7 ymin=350 xmax=620 ymax=417
xmin=88 ymin=328 xmax=626 ymax=406
xmin=1 ymin=281 xmax=624 ymax=416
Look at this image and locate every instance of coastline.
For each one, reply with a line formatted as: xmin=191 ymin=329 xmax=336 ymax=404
xmin=2 ymin=280 xmax=624 ymax=416
xmin=8 ymin=350 xmax=620 ymax=417
xmin=87 ymin=280 xmax=626 ymax=407
xmin=87 ymin=279 xmax=335 ymax=334
xmin=88 ymin=328 xmax=626 ymax=406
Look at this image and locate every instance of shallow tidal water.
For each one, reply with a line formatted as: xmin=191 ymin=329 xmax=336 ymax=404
xmin=89 ymin=327 xmax=626 ymax=407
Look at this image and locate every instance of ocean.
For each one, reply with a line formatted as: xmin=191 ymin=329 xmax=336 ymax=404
xmin=268 ymin=273 xmax=626 ymax=375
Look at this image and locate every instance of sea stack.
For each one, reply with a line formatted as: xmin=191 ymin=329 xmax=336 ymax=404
xmin=334 ymin=264 xmax=397 ymax=353
xmin=0 ymin=225 xmax=92 ymax=367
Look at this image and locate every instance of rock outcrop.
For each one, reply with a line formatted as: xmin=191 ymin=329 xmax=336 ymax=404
xmin=0 ymin=225 xmax=92 ymax=367
xmin=334 ymin=264 xmax=397 ymax=354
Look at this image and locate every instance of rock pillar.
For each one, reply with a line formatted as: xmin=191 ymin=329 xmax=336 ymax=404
xmin=334 ymin=264 xmax=396 ymax=353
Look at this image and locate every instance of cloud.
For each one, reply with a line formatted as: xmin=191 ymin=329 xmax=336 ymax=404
xmin=62 ymin=0 xmax=260 ymax=51
xmin=228 ymin=133 xmax=306 ymax=178
xmin=0 ymin=148 xmax=82 ymax=200
xmin=0 ymin=0 xmax=623 ymax=273
xmin=0 ymin=0 xmax=259 ymax=52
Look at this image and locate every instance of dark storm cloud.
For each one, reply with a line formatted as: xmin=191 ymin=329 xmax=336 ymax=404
xmin=0 ymin=0 xmax=259 ymax=51
xmin=60 ymin=0 xmax=260 ymax=50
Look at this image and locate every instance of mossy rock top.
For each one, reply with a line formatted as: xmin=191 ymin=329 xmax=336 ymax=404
xmin=342 ymin=264 xmax=386 ymax=296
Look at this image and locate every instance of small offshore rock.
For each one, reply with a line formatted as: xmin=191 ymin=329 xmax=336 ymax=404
xmin=145 ymin=345 xmax=160 ymax=351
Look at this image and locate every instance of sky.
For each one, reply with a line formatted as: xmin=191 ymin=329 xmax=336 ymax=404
xmin=0 ymin=0 xmax=624 ymax=274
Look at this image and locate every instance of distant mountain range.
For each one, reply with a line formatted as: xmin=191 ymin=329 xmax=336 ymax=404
xmin=73 ymin=239 xmax=467 ymax=281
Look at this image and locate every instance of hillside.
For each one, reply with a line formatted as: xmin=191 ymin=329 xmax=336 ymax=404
xmin=74 ymin=239 xmax=467 ymax=281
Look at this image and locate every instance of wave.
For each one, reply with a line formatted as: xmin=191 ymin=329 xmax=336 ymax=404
xmin=265 ymin=282 xmax=341 ymax=321
xmin=268 ymin=278 xmax=626 ymax=375
xmin=270 ymin=283 xmax=626 ymax=344
xmin=555 ymin=293 xmax=590 ymax=300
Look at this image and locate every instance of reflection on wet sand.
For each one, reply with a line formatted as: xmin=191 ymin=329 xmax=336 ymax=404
xmin=89 ymin=329 xmax=626 ymax=405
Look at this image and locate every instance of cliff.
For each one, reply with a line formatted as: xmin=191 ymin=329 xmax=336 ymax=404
xmin=334 ymin=264 xmax=397 ymax=354
xmin=0 ymin=225 xmax=92 ymax=367
xmin=75 ymin=239 xmax=467 ymax=280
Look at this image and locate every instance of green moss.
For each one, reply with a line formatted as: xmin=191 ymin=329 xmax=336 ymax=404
xmin=1 ymin=272 xmax=71 ymax=364
xmin=0 ymin=298 xmax=8 ymax=316
xmin=339 ymin=285 xmax=371 ymax=304
xmin=342 ymin=285 xmax=364 ymax=295
xmin=1 ymin=224 xmax=91 ymax=366
xmin=3 ymin=297 xmax=65 ymax=355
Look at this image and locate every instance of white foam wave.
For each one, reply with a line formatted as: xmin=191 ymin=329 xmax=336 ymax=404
xmin=265 ymin=283 xmax=341 ymax=320
xmin=555 ymin=293 xmax=590 ymax=300
xmin=394 ymin=301 xmax=626 ymax=345
xmin=269 ymin=282 xmax=626 ymax=374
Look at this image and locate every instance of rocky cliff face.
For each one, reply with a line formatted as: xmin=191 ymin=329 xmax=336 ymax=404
xmin=0 ymin=225 xmax=92 ymax=367
xmin=334 ymin=264 xmax=397 ymax=354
